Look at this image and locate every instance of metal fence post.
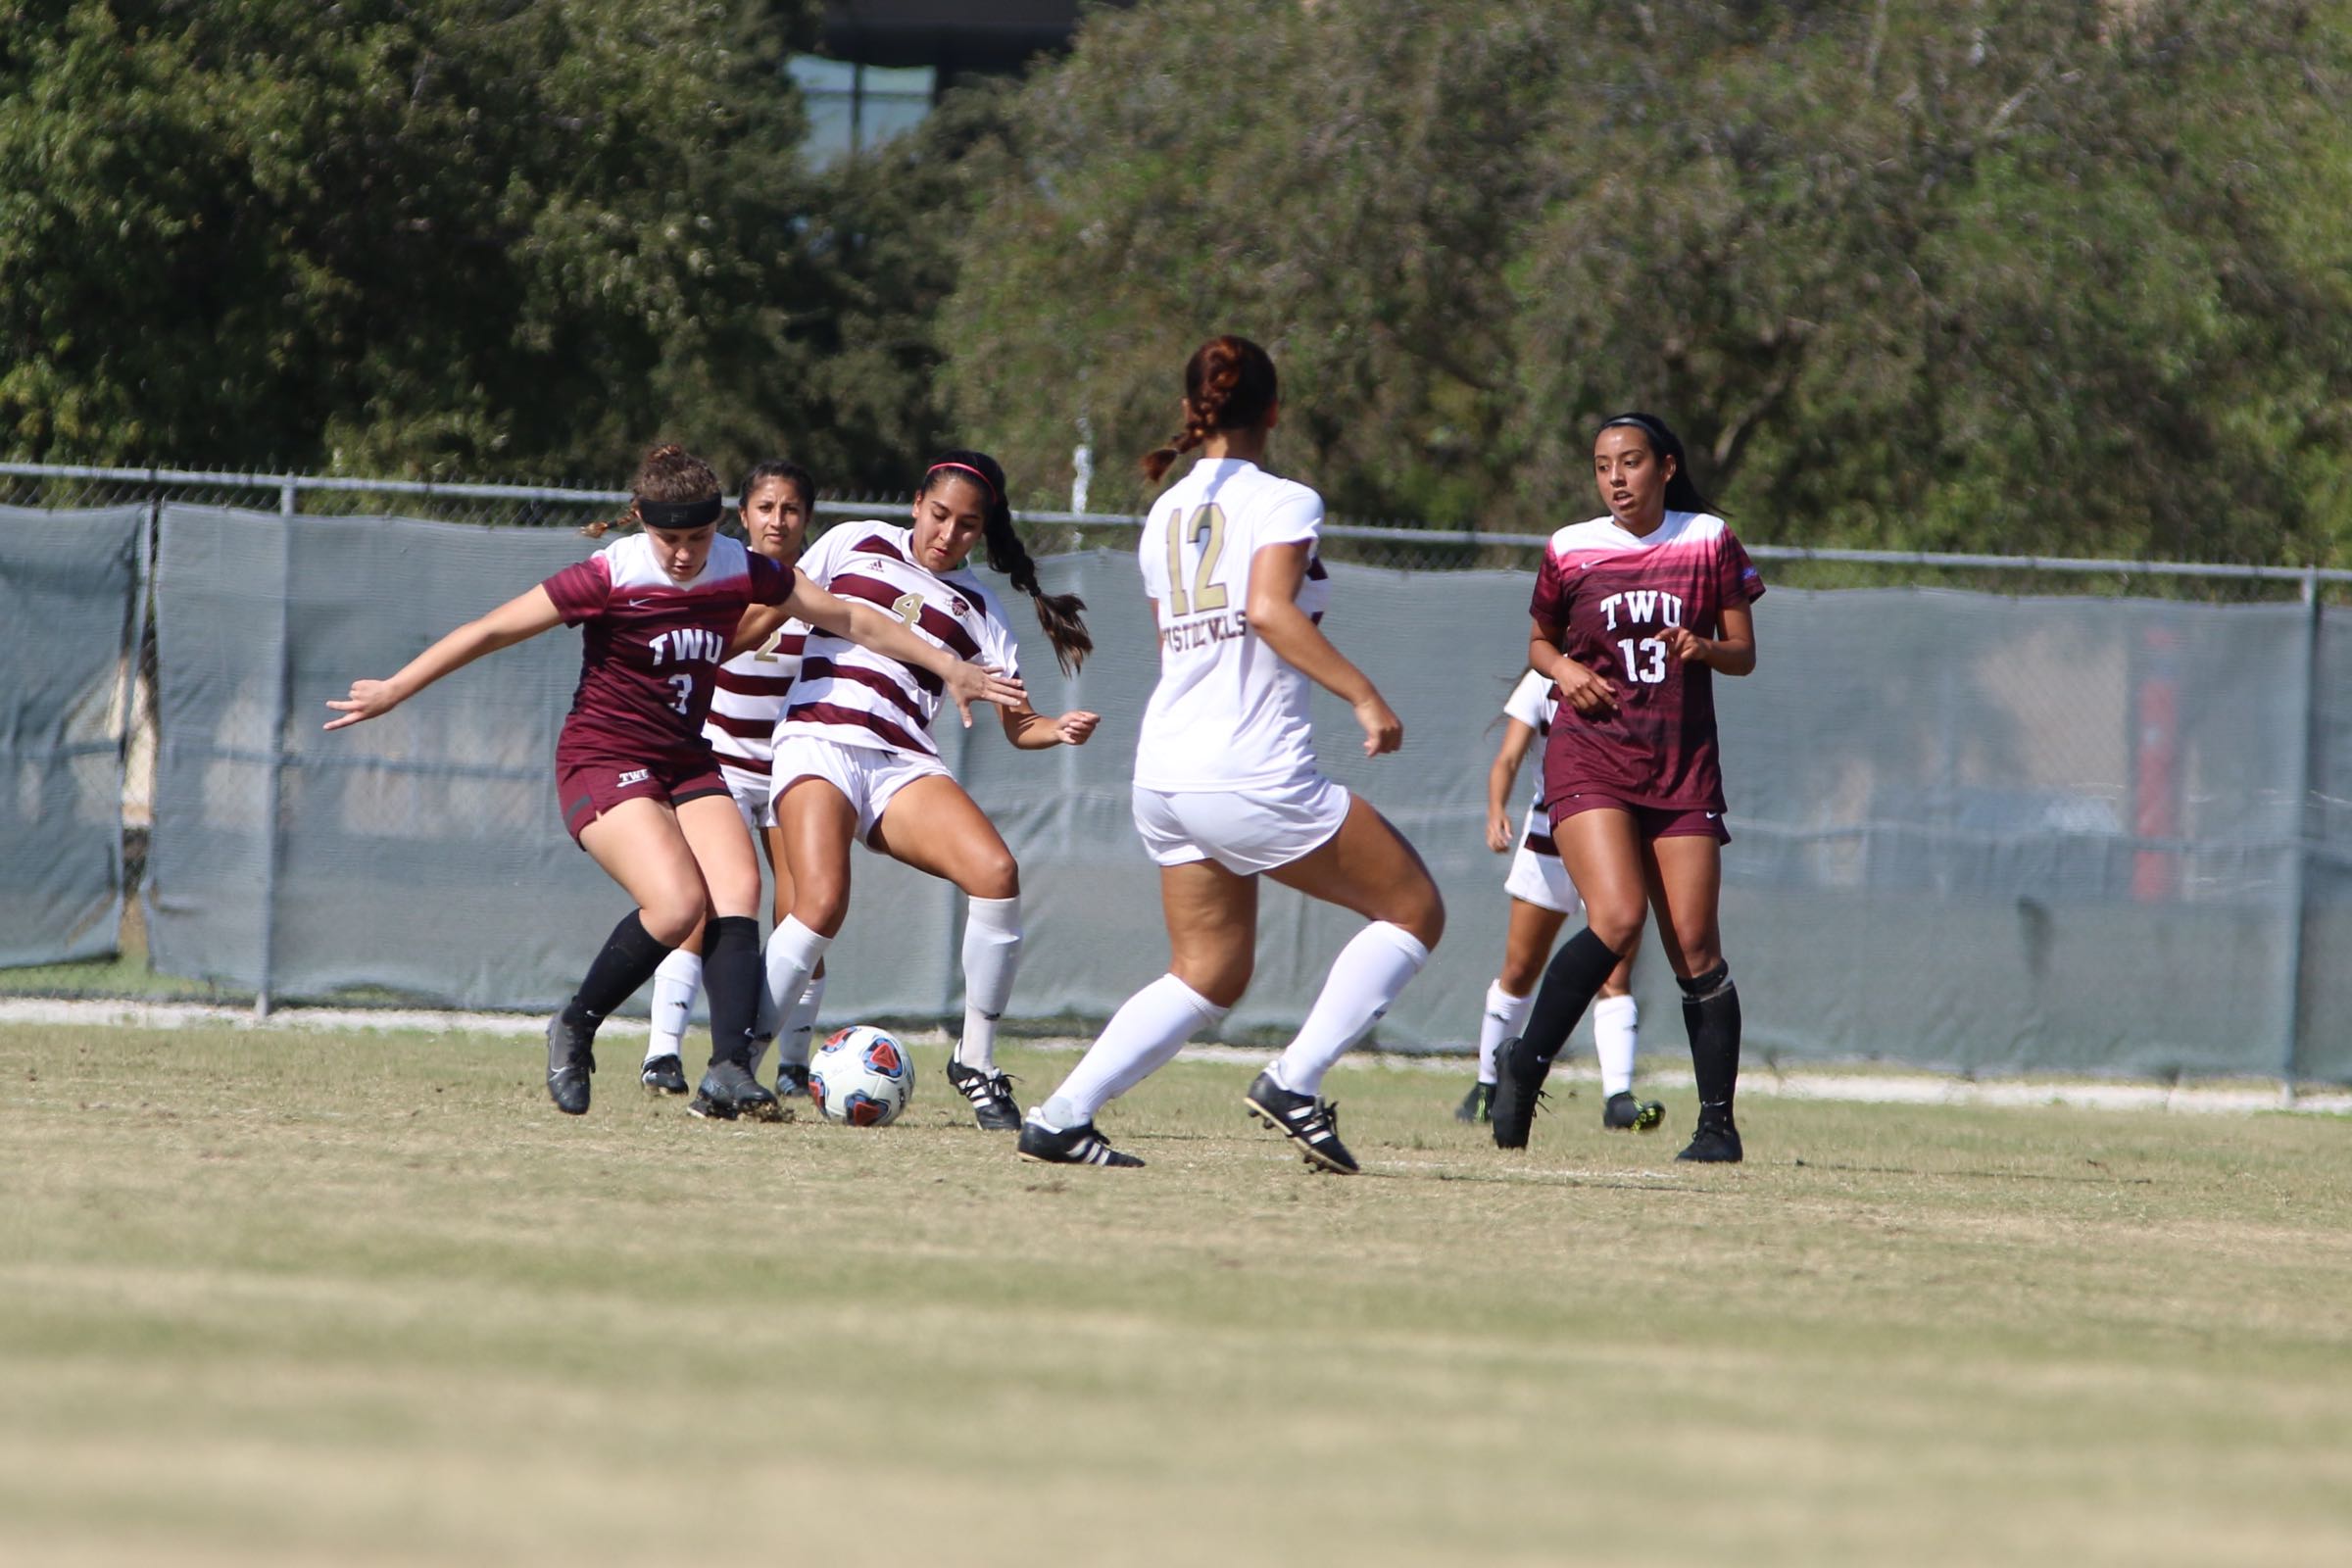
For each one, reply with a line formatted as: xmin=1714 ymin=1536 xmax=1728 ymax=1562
xmin=254 ymin=488 xmax=298 ymax=1016
xmin=2278 ymin=570 xmax=2322 ymax=1102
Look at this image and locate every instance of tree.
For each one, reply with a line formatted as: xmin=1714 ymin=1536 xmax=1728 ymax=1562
xmin=0 ymin=0 xmax=820 ymax=485
xmin=942 ymin=0 xmax=2352 ymax=563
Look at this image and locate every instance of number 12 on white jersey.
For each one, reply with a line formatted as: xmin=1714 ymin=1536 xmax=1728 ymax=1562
xmin=1163 ymin=504 xmax=1230 ymax=616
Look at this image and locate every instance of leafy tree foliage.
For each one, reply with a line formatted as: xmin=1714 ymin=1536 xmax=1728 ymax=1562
xmin=0 ymin=0 xmax=820 ymax=486
xmin=945 ymin=1 xmax=2352 ymax=562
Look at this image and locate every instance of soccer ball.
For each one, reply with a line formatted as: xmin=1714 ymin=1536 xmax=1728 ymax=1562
xmin=808 ymin=1025 xmax=915 ymax=1127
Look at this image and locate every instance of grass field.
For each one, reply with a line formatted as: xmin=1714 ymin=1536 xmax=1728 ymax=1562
xmin=3 ymin=1022 xmax=2349 ymax=1568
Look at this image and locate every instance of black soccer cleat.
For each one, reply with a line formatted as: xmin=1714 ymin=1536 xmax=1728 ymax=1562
xmin=1017 ymin=1115 xmax=1144 ymax=1167
xmin=773 ymin=1061 xmax=811 ymax=1101
xmin=1603 ymin=1090 xmax=1666 ymax=1132
xmin=639 ymin=1054 xmax=689 ymax=1096
xmin=1488 ymin=1037 xmax=1551 ymax=1150
xmin=688 ymin=1060 xmax=783 ymax=1123
xmin=1676 ymin=1120 xmax=1743 ymax=1163
xmin=1454 ymin=1080 xmax=1494 ymax=1124
xmin=1244 ymin=1069 xmax=1359 ymax=1175
xmin=546 ymin=1012 xmax=596 ymax=1115
xmin=946 ymin=1058 xmax=1023 ymax=1131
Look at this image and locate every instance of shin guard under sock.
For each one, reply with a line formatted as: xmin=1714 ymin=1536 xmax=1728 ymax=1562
xmin=703 ymin=915 xmax=762 ymax=1069
xmin=1518 ymin=927 xmax=1623 ymax=1064
xmin=1679 ymin=961 xmax=1741 ymax=1125
xmin=563 ymin=912 xmax=674 ymax=1033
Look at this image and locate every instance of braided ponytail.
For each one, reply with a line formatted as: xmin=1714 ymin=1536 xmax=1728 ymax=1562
xmin=1141 ymin=334 xmax=1281 ymax=483
xmin=923 ymin=450 xmax=1093 ymax=675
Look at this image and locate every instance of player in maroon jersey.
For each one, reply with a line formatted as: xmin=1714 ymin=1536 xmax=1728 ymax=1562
xmin=324 ymin=445 xmax=1023 ymax=1120
xmin=1489 ymin=413 xmax=1764 ymax=1162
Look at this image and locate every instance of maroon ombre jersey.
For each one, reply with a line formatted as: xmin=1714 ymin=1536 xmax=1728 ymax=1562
xmin=540 ymin=532 xmax=795 ymax=767
xmin=1529 ymin=511 xmax=1764 ymax=815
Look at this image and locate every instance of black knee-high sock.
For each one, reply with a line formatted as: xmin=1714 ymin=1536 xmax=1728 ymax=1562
xmin=703 ymin=914 xmax=761 ymax=1069
xmin=1679 ymin=961 xmax=1741 ymax=1125
xmin=563 ymin=911 xmax=673 ymax=1033
xmin=1520 ymin=928 xmax=1624 ymax=1064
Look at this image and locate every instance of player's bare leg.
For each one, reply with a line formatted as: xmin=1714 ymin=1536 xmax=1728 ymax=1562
xmin=754 ymin=777 xmax=858 ymax=1110
xmin=1492 ymin=808 xmax=1645 ymax=1149
xmin=1643 ymin=832 xmax=1740 ymax=1162
xmin=872 ymin=775 xmax=1026 ymax=1128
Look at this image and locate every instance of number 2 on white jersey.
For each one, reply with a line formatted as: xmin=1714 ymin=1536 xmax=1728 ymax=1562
xmin=1162 ymin=504 xmax=1229 ymax=617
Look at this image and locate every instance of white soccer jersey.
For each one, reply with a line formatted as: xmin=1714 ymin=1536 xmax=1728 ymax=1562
xmin=775 ymin=521 xmax=1022 ymax=761
xmin=1133 ymin=459 xmax=1332 ymax=792
xmin=1501 ymin=668 xmax=1558 ymax=815
xmin=706 ymin=616 xmax=806 ymax=777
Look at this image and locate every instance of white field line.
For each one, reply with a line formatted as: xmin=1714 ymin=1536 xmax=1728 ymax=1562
xmin=7 ymin=997 xmax=2347 ymax=1118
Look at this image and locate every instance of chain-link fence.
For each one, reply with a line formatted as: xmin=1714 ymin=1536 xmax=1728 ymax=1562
xmin=7 ymin=465 xmax=2352 ymax=1085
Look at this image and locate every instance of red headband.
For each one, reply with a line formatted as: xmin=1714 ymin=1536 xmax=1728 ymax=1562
xmin=925 ymin=461 xmax=999 ymax=502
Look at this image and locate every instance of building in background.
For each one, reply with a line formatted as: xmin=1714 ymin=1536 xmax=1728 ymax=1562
xmin=793 ymin=1 xmax=1131 ymax=165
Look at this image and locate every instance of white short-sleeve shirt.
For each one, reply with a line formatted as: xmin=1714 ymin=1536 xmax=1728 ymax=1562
xmin=1132 ymin=459 xmax=1331 ymax=792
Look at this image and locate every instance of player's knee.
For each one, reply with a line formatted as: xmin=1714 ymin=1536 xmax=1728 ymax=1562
xmin=791 ymin=881 xmax=851 ymax=937
xmin=1498 ymin=948 xmax=1544 ymax=995
xmin=638 ymin=896 xmax=703 ymax=948
xmin=1398 ymin=885 xmax=1445 ymax=951
xmin=963 ymin=850 xmax=1019 ymax=903
xmin=1176 ymin=952 xmax=1251 ymax=1009
xmin=1586 ymin=902 xmax=1645 ymax=955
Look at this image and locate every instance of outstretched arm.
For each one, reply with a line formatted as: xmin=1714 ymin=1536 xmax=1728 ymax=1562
xmin=999 ymin=700 xmax=1100 ymax=751
xmin=784 ymin=577 xmax=1025 ymax=727
xmin=324 ymin=586 xmax=564 ymax=731
xmin=1246 ymin=542 xmax=1401 ymax=757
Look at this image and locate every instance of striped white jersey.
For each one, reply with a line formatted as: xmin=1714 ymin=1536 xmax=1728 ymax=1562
xmin=704 ymin=615 xmax=807 ymax=776
xmin=1501 ymin=668 xmax=1558 ymax=814
xmin=1133 ymin=458 xmax=1331 ymax=793
xmin=775 ymin=521 xmax=1021 ymax=760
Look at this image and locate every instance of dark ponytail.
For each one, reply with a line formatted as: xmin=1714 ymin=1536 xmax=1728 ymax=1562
xmin=1141 ymin=334 xmax=1281 ymax=484
xmin=1594 ymin=413 xmax=1717 ymax=515
xmin=921 ymin=450 xmax=1093 ymax=675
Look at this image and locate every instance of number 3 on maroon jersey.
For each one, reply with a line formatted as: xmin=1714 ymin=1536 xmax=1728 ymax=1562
xmin=666 ymin=674 xmax=693 ymax=714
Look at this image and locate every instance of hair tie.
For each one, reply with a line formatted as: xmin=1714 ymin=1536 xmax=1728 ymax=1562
xmin=926 ymin=461 xmax=999 ymax=502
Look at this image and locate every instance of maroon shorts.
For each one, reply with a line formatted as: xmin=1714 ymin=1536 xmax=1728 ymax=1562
xmin=1551 ymin=792 xmax=1732 ymax=845
xmin=555 ymin=753 xmax=731 ymax=844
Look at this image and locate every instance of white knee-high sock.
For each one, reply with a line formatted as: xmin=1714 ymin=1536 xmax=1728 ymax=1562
xmin=1477 ymin=981 xmax=1534 ymax=1085
xmin=1039 ymin=974 xmax=1228 ymax=1129
xmin=645 ymin=949 xmax=703 ymax=1064
xmin=1593 ymin=993 xmax=1640 ymax=1097
xmin=762 ymin=916 xmax=832 ymax=1044
xmin=955 ymin=896 xmax=1023 ymax=1071
xmin=1271 ymin=922 xmax=1432 ymax=1098
xmin=778 ymin=973 xmax=827 ymax=1069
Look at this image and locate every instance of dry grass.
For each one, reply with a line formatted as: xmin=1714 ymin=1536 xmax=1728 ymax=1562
xmin=3 ymin=1022 xmax=2349 ymax=1567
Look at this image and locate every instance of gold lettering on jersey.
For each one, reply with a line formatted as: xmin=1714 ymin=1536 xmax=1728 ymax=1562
xmin=751 ymin=624 xmax=788 ymax=662
xmin=1162 ymin=504 xmax=1231 ymax=617
xmin=891 ymin=592 xmax=924 ymax=626
xmin=1158 ymin=611 xmax=1250 ymax=654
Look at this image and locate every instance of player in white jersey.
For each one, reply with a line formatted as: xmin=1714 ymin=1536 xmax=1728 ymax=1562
xmin=1019 ymin=335 xmax=1445 ymax=1173
xmin=748 ymin=448 xmax=1101 ymax=1132
xmin=1454 ymin=669 xmax=1660 ymax=1132
xmin=633 ymin=461 xmax=836 ymax=1098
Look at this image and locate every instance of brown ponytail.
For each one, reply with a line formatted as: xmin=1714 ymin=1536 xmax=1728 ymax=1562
xmin=922 ymin=450 xmax=1093 ymax=675
xmin=580 ymin=442 xmax=725 ymax=538
xmin=1140 ymin=334 xmax=1281 ymax=483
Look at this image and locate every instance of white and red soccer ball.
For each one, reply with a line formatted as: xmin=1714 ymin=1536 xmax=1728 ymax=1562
xmin=808 ymin=1025 xmax=915 ymax=1127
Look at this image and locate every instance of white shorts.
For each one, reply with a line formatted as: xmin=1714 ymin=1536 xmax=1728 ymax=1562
xmin=1132 ymin=774 xmax=1352 ymax=875
xmin=771 ymin=735 xmax=951 ymax=843
xmin=1503 ymin=841 xmax=1578 ymax=915
xmin=719 ymin=761 xmax=773 ymax=833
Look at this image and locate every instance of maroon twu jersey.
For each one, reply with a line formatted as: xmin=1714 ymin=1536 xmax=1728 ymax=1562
xmin=1528 ymin=511 xmax=1764 ymax=815
xmin=540 ymin=532 xmax=795 ymax=769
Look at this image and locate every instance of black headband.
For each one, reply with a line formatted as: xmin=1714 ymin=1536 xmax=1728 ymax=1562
xmin=1597 ymin=413 xmax=1671 ymax=448
xmin=637 ymin=495 xmax=723 ymax=530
